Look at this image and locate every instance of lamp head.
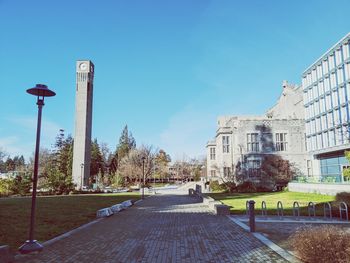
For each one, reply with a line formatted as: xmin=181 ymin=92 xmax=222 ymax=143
xmin=27 ymin=84 xmax=56 ymax=98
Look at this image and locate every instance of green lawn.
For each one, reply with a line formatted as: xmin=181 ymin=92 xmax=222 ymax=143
xmin=0 ymin=192 xmax=141 ymax=250
xmin=209 ymin=191 xmax=336 ymax=216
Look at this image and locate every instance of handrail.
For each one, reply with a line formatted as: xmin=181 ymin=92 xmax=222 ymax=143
xmin=261 ymin=201 xmax=267 ymax=217
xmin=339 ymin=202 xmax=348 ymax=221
xmin=277 ymin=201 xmax=283 ymax=217
xmin=308 ymin=202 xmax=316 ymax=217
xmin=323 ymin=202 xmax=332 ymax=220
xmin=292 ymin=201 xmax=300 ymax=218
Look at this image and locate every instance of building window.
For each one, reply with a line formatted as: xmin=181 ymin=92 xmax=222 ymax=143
xmin=223 ymin=167 xmax=231 ymax=177
xmin=210 ymin=147 xmax=216 ymax=160
xmin=320 ymin=156 xmax=349 ymax=182
xmin=222 ymin=136 xmax=230 ymax=153
xmin=247 ymin=133 xmax=259 ymax=152
xmin=210 ymin=170 xmax=216 ymax=177
xmin=276 ymin=133 xmax=287 ymax=151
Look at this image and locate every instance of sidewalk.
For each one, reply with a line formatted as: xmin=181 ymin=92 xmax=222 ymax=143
xmin=17 ymin=194 xmax=287 ymax=263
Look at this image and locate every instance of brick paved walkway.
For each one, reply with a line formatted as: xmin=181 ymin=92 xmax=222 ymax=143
xmin=17 ymin=194 xmax=287 ymax=263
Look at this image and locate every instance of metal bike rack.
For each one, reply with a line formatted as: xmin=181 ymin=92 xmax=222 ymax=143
xmin=339 ymin=202 xmax=348 ymax=221
xmin=261 ymin=201 xmax=267 ymax=217
xmin=308 ymin=202 xmax=316 ymax=217
xmin=324 ymin=202 xmax=332 ymax=220
xmin=277 ymin=201 xmax=283 ymax=217
xmin=292 ymin=201 xmax=300 ymax=218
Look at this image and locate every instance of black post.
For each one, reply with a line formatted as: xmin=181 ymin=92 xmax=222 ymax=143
xmin=19 ymin=98 xmax=44 ymax=254
xmin=142 ymin=158 xmax=145 ymax=199
xmin=249 ymin=200 xmax=256 ymax=232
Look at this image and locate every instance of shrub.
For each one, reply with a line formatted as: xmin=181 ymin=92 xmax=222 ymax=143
xmin=289 ymin=225 xmax=350 ymax=263
xmin=336 ymin=192 xmax=350 ymax=206
xmin=209 ymin=180 xmax=226 ymax=192
xmin=236 ymin=181 xmax=256 ymax=193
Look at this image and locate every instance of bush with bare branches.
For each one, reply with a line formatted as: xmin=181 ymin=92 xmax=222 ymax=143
xmin=289 ymin=225 xmax=350 ymax=263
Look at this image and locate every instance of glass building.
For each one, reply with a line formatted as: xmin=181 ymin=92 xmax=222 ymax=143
xmin=302 ymin=33 xmax=350 ymax=182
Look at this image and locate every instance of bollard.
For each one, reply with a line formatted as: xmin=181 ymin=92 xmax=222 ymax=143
xmin=249 ymin=200 xmax=256 ymax=232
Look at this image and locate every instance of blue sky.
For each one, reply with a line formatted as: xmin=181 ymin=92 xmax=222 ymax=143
xmin=0 ymin=0 xmax=349 ymax=161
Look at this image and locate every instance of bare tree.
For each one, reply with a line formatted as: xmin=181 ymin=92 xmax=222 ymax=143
xmin=118 ymin=145 xmax=157 ymax=184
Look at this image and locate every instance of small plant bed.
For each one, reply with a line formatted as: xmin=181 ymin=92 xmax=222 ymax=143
xmin=0 ymin=192 xmax=142 ymax=251
xmin=208 ymin=191 xmax=336 ymax=216
xmin=255 ymin=222 xmax=350 ymax=260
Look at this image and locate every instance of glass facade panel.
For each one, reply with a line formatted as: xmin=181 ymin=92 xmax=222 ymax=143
xmin=332 ymin=91 xmax=339 ymax=108
xmin=312 ymin=69 xmax=317 ymax=83
xmin=326 ymin=95 xmax=331 ymax=110
xmin=336 ymin=49 xmax=342 ymax=65
xmin=320 ymin=155 xmax=349 ymax=182
xmin=319 ymin=81 xmax=325 ymax=96
xmin=343 ymin=44 xmax=349 ymax=60
xmin=331 ymin=73 xmax=337 ymax=89
xmin=336 ymin=128 xmax=342 ymax=145
xmin=323 ymin=132 xmax=329 ymax=148
xmin=329 ymin=55 xmax=335 ymax=70
xmin=329 ymin=130 xmax=335 ymax=146
xmin=325 ymin=77 xmax=331 ymax=92
xmin=320 ymin=97 xmax=325 ymax=113
xmin=323 ymin=60 xmax=329 ymax=74
xmin=345 ymin=63 xmax=350 ymax=81
xmin=346 ymin=83 xmax=350 ymax=101
xmin=340 ymin=86 xmax=346 ymax=104
xmin=334 ymin=109 xmax=340 ymax=125
xmin=341 ymin=106 xmax=348 ymax=123
xmin=315 ymin=101 xmax=320 ymax=115
xmin=316 ymin=117 xmax=321 ymax=132
xmin=327 ymin=112 xmax=333 ymax=127
xmin=317 ymin=134 xmax=322 ymax=149
xmin=321 ymin=115 xmax=327 ymax=130
xmin=338 ymin=68 xmax=344 ymax=84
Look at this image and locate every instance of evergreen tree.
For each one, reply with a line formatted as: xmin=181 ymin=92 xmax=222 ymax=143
xmin=90 ymin=138 xmax=104 ymax=179
xmin=111 ymin=125 xmax=137 ymax=175
xmin=44 ymin=130 xmax=74 ymax=194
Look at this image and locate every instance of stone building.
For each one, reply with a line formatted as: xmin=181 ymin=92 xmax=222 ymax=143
xmin=206 ymin=81 xmax=307 ymax=185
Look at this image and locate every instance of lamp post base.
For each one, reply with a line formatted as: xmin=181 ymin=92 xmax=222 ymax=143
xmin=18 ymin=240 xmax=43 ymax=254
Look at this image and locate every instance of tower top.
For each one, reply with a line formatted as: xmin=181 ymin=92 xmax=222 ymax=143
xmin=76 ymin=60 xmax=94 ymax=73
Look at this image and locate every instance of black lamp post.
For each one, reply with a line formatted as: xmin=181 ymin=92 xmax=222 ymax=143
xmin=19 ymin=84 xmax=55 ymax=254
xmin=142 ymin=156 xmax=145 ymax=199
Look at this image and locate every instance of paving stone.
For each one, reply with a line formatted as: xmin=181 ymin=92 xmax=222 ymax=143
xmin=16 ymin=194 xmax=287 ymax=263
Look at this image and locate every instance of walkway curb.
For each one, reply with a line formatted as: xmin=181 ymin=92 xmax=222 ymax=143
xmin=228 ymin=217 xmax=301 ymax=263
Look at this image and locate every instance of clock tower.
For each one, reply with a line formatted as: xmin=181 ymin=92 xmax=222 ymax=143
xmin=72 ymin=60 xmax=94 ymax=190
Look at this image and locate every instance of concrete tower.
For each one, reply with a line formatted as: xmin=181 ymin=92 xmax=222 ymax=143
xmin=72 ymin=60 xmax=94 ymax=189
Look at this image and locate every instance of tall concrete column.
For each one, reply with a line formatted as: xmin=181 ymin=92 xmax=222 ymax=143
xmin=72 ymin=60 xmax=94 ymax=190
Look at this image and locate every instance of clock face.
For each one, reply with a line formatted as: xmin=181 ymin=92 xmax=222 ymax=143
xmin=79 ymin=63 xmax=87 ymax=71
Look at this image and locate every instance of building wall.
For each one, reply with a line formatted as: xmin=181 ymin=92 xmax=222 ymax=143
xmin=206 ymin=81 xmax=307 ymax=182
xmin=302 ymin=33 xmax=350 ymax=182
xmin=303 ymin=33 xmax=350 ymax=152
